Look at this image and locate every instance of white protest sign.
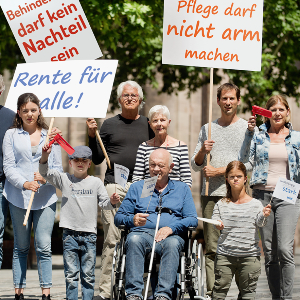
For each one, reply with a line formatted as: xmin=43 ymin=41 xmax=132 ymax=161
xmin=5 ymin=60 xmax=118 ymax=118
xmin=0 ymin=0 xmax=102 ymax=63
xmin=114 ymin=164 xmax=130 ymax=190
xmin=162 ymin=0 xmax=263 ymax=71
xmin=141 ymin=176 xmax=158 ymax=199
xmin=273 ymin=178 xmax=300 ymax=205
xmin=197 ymin=217 xmax=221 ymax=226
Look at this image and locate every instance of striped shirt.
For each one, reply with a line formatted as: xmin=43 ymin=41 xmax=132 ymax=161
xmin=132 ymin=142 xmax=192 ymax=187
xmin=212 ymin=198 xmax=266 ymax=257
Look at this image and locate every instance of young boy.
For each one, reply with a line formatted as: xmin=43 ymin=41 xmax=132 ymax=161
xmin=39 ymin=145 xmax=120 ymax=300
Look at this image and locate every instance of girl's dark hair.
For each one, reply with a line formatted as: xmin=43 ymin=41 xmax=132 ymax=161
xmin=223 ymin=161 xmax=247 ymax=203
xmin=12 ymin=93 xmax=48 ymax=129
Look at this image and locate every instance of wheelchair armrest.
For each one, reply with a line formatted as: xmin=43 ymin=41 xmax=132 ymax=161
xmin=118 ymin=225 xmax=127 ymax=230
xmin=188 ymin=227 xmax=197 ymax=232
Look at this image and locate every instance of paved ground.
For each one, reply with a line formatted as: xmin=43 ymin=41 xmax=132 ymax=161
xmin=1 ymin=249 xmax=300 ymax=300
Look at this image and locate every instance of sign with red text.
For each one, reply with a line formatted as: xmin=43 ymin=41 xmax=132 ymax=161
xmin=5 ymin=60 xmax=118 ymax=118
xmin=162 ymin=0 xmax=263 ymax=71
xmin=0 ymin=0 xmax=102 ymax=63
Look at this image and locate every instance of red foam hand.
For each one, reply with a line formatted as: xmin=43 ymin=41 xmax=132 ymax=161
xmin=252 ymin=105 xmax=272 ymax=118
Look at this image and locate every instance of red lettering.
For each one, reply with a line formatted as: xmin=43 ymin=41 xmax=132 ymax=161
xmin=6 ymin=10 xmax=15 ymax=21
xmin=45 ymin=36 xmax=54 ymax=46
xmin=167 ymin=25 xmax=179 ymax=36
xmin=68 ymin=24 xmax=78 ymax=34
xmin=231 ymin=54 xmax=239 ymax=61
xmin=185 ymin=25 xmax=193 ymax=37
xmin=223 ymin=53 xmax=230 ymax=61
xmin=207 ymin=51 xmax=213 ymax=60
xmin=23 ymin=39 xmax=37 ymax=56
xmin=58 ymin=53 xmax=66 ymax=61
xmin=185 ymin=50 xmax=198 ymax=59
xmin=178 ymin=1 xmax=187 ymax=12
xmin=46 ymin=9 xmax=58 ymax=22
xmin=57 ymin=9 xmax=65 ymax=18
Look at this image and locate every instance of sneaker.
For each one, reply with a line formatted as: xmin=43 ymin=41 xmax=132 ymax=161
xmin=15 ymin=294 xmax=24 ymax=300
xmin=42 ymin=295 xmax=51 ymax=300
xmin=127 ymin=295 xmax=142 ymax=300
xmin=94 ymin=296 xmax=111 ymax=300
xmin=155 ymin=296 xmax=169 ymax=300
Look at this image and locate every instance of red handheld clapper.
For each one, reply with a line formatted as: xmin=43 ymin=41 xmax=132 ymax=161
xmin=252 ymin=105 xmax=272 ymax=118
xmin=48 ymin=134 xmax=75 ymax=155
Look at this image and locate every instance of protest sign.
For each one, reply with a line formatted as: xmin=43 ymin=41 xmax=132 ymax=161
xmin=197 ymin=217 xmax=221 ymax=226
xmin=141 ymin=176 xmax=158 ymax=199
xmin=114 ymin=164 xmax=130 ymax=190
xmin=4 ymin=60 xmax=118 ymax=118
xmin=0 ymin=0 xmax=102 ymax=63
xmin=162 ymin=0 xmax=264 ymax=71
xmin=273 ymin=178 xmax=300 ymax=205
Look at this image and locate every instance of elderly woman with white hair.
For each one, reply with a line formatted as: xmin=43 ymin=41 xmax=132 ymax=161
xmin=133 ymin=105 xmax=192 ymax=187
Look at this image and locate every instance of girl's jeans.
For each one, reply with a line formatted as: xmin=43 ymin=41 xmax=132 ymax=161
xmin=9 ymin=202 xmax=56 ymax=288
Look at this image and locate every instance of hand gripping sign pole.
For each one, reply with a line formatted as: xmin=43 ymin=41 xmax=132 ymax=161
xmin=205 ymin=68 xmax=214 ymax=196
xmin=23 ymin=117 xmax=55 ymax=226
xmin=23 ymin=120 xmax=76 ymax=226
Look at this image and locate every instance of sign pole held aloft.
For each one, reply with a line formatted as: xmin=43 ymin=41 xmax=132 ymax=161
xmin=95 ymin=130 xmax=111 ymax=169
xmin=205 ymin=68 xmax=214 ymax=196
xmin=23 ymin=117 xmax=55 ymax=226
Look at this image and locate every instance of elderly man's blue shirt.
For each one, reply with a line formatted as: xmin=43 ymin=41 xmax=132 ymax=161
xmin=239 ymin=122 xmax=300 ymax=187
xmin=114 ymin=179 xmax=198 ymax=236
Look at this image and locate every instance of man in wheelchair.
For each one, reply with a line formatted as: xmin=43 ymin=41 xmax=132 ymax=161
xmin=115 ymin=148 xmax=198 ymax=300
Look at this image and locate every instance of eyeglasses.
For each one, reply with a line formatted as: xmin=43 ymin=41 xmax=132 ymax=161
xmin=149 ymin=163 xmax=167 ymax=169
xmin=122 ymin=93 xmax=139 ymax=101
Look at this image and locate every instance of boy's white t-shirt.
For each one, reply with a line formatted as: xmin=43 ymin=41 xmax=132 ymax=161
xmin=39 ymin=162 xmax=114 ymax=234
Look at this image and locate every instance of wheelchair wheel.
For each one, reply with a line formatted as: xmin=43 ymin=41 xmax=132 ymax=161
xmin=111 ymin=241 xmax=126 ymax=300
xmin=196 ymin=243 xmax=205 ymax=298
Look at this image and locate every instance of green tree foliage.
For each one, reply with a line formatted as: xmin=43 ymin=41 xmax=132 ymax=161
xmin=0 ymin=0 xmax=299 ymax=110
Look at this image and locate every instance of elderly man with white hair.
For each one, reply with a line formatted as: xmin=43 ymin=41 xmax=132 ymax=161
xmin=115 ymin=148 xmax=198 ymax=300
xmin=86 ymin=80 xmax=154 ymax=299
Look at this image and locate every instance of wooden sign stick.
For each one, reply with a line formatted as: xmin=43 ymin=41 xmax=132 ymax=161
xmin=95 ymin=130 xmax=111 ymax=169
xmin=23 ymin=117 xmax=55 ymax=226
xmin=205 ymin=68 xmax=214 ymax=196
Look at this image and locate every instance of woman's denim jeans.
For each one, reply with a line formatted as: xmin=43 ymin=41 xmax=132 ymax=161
xmin=9 ymin=202 xmax=56 ymax=288
xmin=125 ymin=229 xmax=185 ymax=300
xmin=253 ymin=189 xmax=300 ymax=300
xmin=63 ymin=229 xmax=97 ymax=300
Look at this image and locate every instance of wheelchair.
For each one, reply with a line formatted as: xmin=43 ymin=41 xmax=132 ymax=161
xmin=111 ymin=225 xmax=206 ymax=300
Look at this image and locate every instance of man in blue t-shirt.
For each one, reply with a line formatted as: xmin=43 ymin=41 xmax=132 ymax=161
xmin=0 ymin=75 xmax=16 ymax=269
